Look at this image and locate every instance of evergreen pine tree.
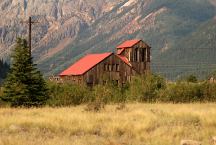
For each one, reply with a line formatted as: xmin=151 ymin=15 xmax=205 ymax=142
xmin=1 ymin=38 xmax=49 ymax=107
xmin=0 ymin=59 xmax=9 ymax=81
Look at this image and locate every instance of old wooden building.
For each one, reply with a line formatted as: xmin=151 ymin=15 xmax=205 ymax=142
xmin=59 ymin=39 xmax=151 ymax=86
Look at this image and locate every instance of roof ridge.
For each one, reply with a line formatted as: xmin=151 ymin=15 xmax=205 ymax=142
xmin=116 ymin=39 xmax=142 ymax=49
xmin=87 ymin=52 xmax=113 ymax=55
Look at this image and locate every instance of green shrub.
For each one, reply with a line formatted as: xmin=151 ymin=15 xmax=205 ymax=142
xmin=202 ymin=82 xmax=216 ymax=102
xmin=158 ymin=82 xmax=204 ymax=103
xmin=84 ymin=82 xmax=127 ymax=111
xmin=92 ymin=82 xmax=127 ymax=104
xmin=47 ymin=82 xmax=91 ymax=106
xmin=185 ymin=75 xmax=198 ymax=83
xmin=126 ymin=74 xmax=166 ymax=102
xmin=0 ymin=87 xmax=8 ymax=107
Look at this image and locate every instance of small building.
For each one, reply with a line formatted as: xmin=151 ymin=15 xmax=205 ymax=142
xmin=59 ymin=39 xmax=151 ymax=86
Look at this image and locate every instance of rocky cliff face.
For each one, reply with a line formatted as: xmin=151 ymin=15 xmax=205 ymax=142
xmin=0 ymin=0 xmax=216 ymax=79
xmin=0 ymin=0 xmax=123 ymax=58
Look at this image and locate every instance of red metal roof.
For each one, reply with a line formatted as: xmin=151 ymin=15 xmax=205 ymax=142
xmin=116 ymin=39 xmax=141 ymax=49
xmin=116 ymin=55 xmax=132 ymax=67
xmin=117 ymin=48 xmax=125 ymax=55
xmin=59 ymin=52 xmax=112 ymax=76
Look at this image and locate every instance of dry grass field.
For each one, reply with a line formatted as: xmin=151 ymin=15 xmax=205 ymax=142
xmin=0 ymin=104 xmax=216 ymax=145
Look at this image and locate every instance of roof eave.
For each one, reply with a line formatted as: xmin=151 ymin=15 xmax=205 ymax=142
xmin=59 ymin=74 xmax=84 ymax=77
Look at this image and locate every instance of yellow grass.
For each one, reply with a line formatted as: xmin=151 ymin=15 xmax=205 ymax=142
xmin=0 ymin=104 xmax=216 ymax=145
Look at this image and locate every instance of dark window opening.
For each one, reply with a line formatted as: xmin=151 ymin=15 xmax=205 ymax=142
xmin=141 ymin=48 xmax=146 ymax=62
xmin=116 ymin=80 xmax=119 ymax=85
xmin=147 ymin=48 xmax=150 ymax=62
xmin=106 ymin=64 xmax=109 ymax=71
xmin=130 ymin=51 xmax=133 ymax=62
xmin=106 ymin=64 xmax=120 ymax=72
xmin=112 ymin=80 xmax=119 ymax=86
xmin=104 ymin=64 xmax=106 ymax=71
xmin=112 ymin=64 xmax=115 ymax=71
xmin=103 ymin=80 xmax=107 ymax=85
xmin=134 ymin=48 xmax=138 ymax=62
xmin=87 ymin=75 xmax=93 ymax=84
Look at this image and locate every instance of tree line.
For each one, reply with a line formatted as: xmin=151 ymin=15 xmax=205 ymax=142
xmin=46 ymin=74 xmax=216 ymax=108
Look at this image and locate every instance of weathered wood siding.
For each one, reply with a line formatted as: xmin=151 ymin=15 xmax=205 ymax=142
xmin=83 ymin=54 xmax=135 ymax=86
xmin=122 ymin=41 xmax=151 ymax=74
xmin=60 ymin=75 xmax=84 ymax=84
xmin=60 ymin=54 xmax=135 ymax=86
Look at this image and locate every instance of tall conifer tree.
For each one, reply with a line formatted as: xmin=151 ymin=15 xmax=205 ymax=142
xmin=0 ymin=59 xmax=9 ymax=80
xmin=1 ymin=38 xmax=49 ymax=107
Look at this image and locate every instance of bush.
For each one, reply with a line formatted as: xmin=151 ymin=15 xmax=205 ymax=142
xmin=47 ymin=81 xmax=127 ymax=107
xmin=91 ymin=82 xmax=127 ymax=104
xmin=126 ymin=74 xmax=166 ymax=102
xmin=0 ymin=87 xmax=8 ymax=107
xmin=202 ymin=82 xmax=216 ymax=102
xmin=85 ymin=83 xmax=127 ymax=111
xmin=185 ymin=75 xmax=198 ymax=83
xmin=158 ymin=82 xmax=204 ymax=103
xmin=47 ymin=82 xmax=91 ymax=106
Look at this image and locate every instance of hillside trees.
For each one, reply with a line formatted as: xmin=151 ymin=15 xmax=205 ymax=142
xmin=1 ymin=38 xmax=49 ymax=107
